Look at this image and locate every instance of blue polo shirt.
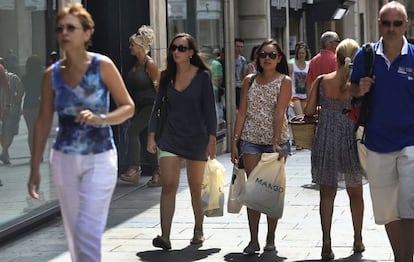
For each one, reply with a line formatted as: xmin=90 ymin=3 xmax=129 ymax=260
xmin=350 ymin=37 xmax=414 ymax=153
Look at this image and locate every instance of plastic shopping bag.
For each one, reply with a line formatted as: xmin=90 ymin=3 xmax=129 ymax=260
xmin=227 ymin=165 xmax=246 ymax=214
xmin=239 ymin=153 xmax=286 ymax=219
xmin=201 ymin=158 xmax=225 ymax=217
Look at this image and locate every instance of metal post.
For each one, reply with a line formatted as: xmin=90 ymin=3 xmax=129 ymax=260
xmin=224 ymin=0 xmax=235 ymax=152
xmin=285 ymin=0 xmax=290 ymax=56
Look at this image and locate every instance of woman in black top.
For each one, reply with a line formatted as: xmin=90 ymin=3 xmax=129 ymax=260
xmin=120 ymin=26 xmax=160 ymax=185
xmin=148 ymin=33 xmax=217 ymax=250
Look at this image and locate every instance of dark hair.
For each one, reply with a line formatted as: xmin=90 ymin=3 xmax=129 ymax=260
xmin=235 ymin=38 xmax=244 ymax=44
xmin=250 ymin=45 xmax=260 ymax=61
xmin=25 ymin=55 xmax=43 ymax=73
xmin=160 ymin=33 xmax=210 ymax=88
xmin=255 ymin=39 xmax=289 ymax=75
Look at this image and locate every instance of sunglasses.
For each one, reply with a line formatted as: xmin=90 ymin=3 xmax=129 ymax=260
xmin=381 ymin=20 xmax=404 ymax=27
xmin=170 ymin=45 xmax=190 ymax=52
xmin=55 ymin=24 xmax=81 ymax=34
xmin=258 ymin=51 xmax=279 ymax=60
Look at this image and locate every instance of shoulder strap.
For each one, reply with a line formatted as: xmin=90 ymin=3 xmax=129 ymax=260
xmin=362 ymin=43 xmax=375 ymax=77
xmin=248 ymin=74 xmax=257 ymax=87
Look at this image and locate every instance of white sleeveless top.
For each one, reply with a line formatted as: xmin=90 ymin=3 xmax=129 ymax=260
xmin=291 ymin=61 xmax=309 ymax=99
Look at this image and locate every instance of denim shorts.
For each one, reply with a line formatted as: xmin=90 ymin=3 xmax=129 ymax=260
xmin=240 ymin=140 xmax=291 ymax=156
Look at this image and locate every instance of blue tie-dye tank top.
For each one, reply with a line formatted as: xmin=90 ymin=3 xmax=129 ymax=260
xmin=52 ymin=53 xmax=114 ymax=155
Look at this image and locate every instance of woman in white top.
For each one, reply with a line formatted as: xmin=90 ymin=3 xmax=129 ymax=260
xmin=289 ymin=42 xmax=310 ymax=115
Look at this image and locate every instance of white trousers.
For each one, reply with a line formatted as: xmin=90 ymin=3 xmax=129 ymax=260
xmin=50 ymin=149 xmax=118 ymax=262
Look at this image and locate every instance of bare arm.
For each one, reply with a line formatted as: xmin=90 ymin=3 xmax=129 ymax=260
xmin=231 ymin=74 xmax=251 ymax=163
xmin=99 ymin=57 xmax=135 ymax=123
xmin=350 ymin=76 xmax=374 ymax=97
xmin=146 ymin=57 xmax=160 ymax=92
xmin=304 ymin=76 xmax=322 ymax=116
xmin=273 ymin=75 xmax=292 ymax=159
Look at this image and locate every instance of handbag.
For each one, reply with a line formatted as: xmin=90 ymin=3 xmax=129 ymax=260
xmin=227 ymin=165 xmax=246 ymax=214
xmin=289 ymin=114 xmax=317 ymax=150
xmin=155 ymin=85 xmax=168 ymax=141
xmin=238 ymin=153 xmax=286 ymax=219
xmin=289 ymin=76 xmax=322 ymax=150
xmin=201 ymin=158 xmax=225 ymax=217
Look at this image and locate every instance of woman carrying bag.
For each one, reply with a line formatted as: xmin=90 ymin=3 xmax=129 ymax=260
xmin=231 ymin=39 xmax=292 ymax=255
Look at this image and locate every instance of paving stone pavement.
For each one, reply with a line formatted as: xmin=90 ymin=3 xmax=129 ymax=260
xmin=0 ymin=150 xmax=395 ymax=261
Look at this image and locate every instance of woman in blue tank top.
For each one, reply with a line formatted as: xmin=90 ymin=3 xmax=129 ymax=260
xmin=27 ymin=3 xmax=134 ymax=261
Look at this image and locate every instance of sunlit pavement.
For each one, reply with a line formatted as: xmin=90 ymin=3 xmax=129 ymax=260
xmin=0 ymin=150 xmax=394 ymax=262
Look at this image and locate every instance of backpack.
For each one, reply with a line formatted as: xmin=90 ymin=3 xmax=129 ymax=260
xmin=344 ymin=43 xmax=375 ymax=141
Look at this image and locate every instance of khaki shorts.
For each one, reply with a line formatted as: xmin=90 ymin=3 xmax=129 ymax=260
xmin=158 ymin=149 xmax=177 ymax=158
xmin=366 ymin=146 xmax=414 ymax=224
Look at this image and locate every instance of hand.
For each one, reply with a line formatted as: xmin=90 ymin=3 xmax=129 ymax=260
xmin=273 ymin=144 xmax=285 ymax=161
xmin=147 ymin=135 xmax=157 ymax=154
xmin=206 ymin=143 xmax=216 ymax=159
xmin=75 ymin=109 xmax=103 ymax=125
xmin=28 ymin=171 xmax=41 ymax=199
xmin=359 ymin=76 xmax=374 ymax=96
xmin=231 ymin=143 xmax=239 ymax=164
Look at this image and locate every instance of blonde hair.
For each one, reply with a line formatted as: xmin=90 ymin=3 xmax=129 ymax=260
xmin=129 ymin=25 xmax=154 ymax=52
xmin=335 ymin=38 xmax=359 ymax=92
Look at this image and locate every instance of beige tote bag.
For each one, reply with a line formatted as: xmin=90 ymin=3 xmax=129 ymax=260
xmin=239 ymin=153 xmax=286 ymax=219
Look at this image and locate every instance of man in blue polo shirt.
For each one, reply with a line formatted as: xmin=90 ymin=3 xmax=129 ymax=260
xmin=350 ymin=1 xmax=414 ymax=261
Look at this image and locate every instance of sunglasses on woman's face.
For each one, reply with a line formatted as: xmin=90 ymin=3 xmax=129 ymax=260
xmin=381 ymin=20 xmax=404 ymax=27
xmin=55 ymin=24 xmax=81 ymax=34
xmin=170 ymin=45 xmax=189 ymax=52
xmin=258 ymin=51 xmax=279 ymax=60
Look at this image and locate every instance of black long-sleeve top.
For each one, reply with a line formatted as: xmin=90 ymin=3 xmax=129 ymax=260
xmin=148 ymin=69 xmax=217 ymax=161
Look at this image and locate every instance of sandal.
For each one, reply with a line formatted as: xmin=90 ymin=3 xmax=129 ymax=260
xmin=353 ymin=242 xmax=365 ymax=253
xmin=243 ymin=241 xmax=260 ymax=255
xmin=321 ymin=240 xmax=335 ymax=260
xmin=147 ymin=171 xmax=162 ymax=187
xmin=190 ymin=229 xmax=205 ymax=245
xmin=152 ymin=235 xmax=171 ymax=250
xmin=120 ymin=166 xmax=141 ymax=184
xmin=263 ymin=241 xmax=276 ymax=251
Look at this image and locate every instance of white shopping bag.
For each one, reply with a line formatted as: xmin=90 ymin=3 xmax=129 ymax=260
xmin=239 ymin=153 xmax=286 ymax=219
xmin=201 ymin=158 xmax=225 ymax=217
xmin=227 ymin=165 xmax=246 ymax=214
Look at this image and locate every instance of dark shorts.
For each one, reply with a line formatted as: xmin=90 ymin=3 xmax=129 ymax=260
xmin=236 ymin=87 xmax=241 ymax=109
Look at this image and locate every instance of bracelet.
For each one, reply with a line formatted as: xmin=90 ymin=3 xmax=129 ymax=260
xmin=98 ymin=114 xmax=107 ymax=125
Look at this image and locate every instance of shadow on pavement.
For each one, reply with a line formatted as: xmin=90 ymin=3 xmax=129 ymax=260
xmin=294 ymin=252 xmax=378 ymax=262
xmin=136 ymin=245 xmax=220 ymax=262
xmin=224 ymin=251 xmax=287 ymax=261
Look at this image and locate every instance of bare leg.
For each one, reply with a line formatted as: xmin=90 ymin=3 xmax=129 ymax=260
xmin=186 ymin=159 xmax=206 ymax=233
xmin=243 ymin=153 xmax=262 ymax=245
xmin=401 ymin=219 xmax=414 ymax=262
xmin=346 ymin=185 xmax=364 ymax=250
xmin=159 ymin=156 xmax=181 ymax=240
xmin=386 ymin=219 xmax=414 ymax=262
xmin=266 ymin=215 xmax=277 ymax=244
xmin=319 ymin=184 xmax=337 ymax=254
